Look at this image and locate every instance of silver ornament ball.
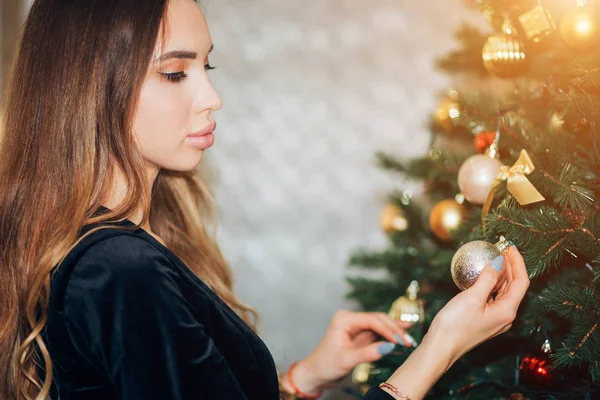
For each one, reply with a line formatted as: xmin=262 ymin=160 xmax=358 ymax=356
xmin=450 ymin=238 xmax=510 ymax=291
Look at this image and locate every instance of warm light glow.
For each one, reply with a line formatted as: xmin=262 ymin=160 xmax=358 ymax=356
xmin=449 ymin=108 xmax=460 ymax=119
xmin=392 ymin=217 xmax=408 ymax=231
xmin=442 ymin=210 xmax=461 ymax=229
xmin=575 ymin=18 xmax=592 ymax=35
xmin=401 ymin=313 xmax=420 ymax=322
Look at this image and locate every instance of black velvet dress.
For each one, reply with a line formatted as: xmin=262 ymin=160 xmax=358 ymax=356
xmin=43 ymin=206 xmax=393 ymax=399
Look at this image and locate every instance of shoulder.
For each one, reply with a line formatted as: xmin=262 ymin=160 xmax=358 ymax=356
xmin=51 ymin=228 xmax=178 ymax=312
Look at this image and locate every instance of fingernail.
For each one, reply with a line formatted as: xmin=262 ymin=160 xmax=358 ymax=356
xmin=404 ymin=333 xmax=418 ymax=347
xmin=490 ymin=255 xmax=504 ymax=272
xmin=394 ymin=334 xmax=404 ymax=346
xmin=378 ymin=342 xmax=395 ymax=356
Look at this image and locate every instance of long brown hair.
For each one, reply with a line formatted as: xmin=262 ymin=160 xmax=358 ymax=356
xmin=0 ymin=1 xmax=257 ymax=399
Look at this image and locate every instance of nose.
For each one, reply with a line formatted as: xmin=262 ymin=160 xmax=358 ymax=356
xmin=193 ymin=79 xmax=223 ymax=114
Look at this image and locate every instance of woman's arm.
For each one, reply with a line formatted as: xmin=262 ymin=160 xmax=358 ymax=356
xmin=375 ymin=246 xmax=529 ymax=400
xmin=287 ymin=245 xmax=527 ymax=400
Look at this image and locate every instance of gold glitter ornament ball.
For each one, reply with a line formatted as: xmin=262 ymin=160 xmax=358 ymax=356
xmin=450 ymin=238 xmax=510 ymax=291
xmin=482 ymin=33 xmax=529 ymax=78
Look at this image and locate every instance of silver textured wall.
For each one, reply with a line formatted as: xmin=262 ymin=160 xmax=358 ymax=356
xmin=204 ymin=1 xmax=476 ymax=398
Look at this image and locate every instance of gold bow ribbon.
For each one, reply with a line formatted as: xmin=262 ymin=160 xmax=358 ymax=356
xmin=482 ymin=150 xmax=545 ymax=233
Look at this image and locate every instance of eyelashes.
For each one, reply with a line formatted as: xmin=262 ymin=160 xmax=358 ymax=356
xmin=159 ymin=64 xmax=217 ymax=83
xmin=160 ymin=71 xmax=188 ymax=83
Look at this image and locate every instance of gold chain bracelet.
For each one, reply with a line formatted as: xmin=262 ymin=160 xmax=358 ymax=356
xmin=379 ymin=382 xmax=413 ymax=400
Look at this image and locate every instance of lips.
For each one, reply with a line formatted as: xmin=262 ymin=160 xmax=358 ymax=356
xmin=188 ymin=122 xmax=216 ymax=137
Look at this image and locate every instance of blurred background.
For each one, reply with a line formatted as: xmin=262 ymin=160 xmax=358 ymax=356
xmin=1 ymin=1 xmax=481 ymax=398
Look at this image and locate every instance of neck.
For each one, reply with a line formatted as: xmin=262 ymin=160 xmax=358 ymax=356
xmin=103 ymin=163 xmax=160 ymax=232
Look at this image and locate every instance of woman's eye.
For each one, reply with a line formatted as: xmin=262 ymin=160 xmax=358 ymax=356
xmin=159 ymin=71 xmax=188 ymax=83
xmin=204 ymin=63 xmax=216 ymax=71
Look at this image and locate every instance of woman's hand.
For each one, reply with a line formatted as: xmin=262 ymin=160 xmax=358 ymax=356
xmin=281 ymin=310 xmax=415 ymax=395
xmin=427 ymin=245 xmax=529 ymax=364
xmin=382 ymin=246 xmax=530 ymax=400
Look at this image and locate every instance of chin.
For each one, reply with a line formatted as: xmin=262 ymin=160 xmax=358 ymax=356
xmin=159 ymin=153 xmax=204 ymax=172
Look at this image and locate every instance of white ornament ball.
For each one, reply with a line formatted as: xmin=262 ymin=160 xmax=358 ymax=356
xmin=457 ymin=155 xmax=502 ymax=205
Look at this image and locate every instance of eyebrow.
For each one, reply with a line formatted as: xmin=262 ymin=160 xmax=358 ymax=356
xmin=154 ymin=44 xmax=214 ymax=63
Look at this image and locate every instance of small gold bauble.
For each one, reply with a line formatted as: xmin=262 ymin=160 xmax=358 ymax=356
xmin=482 ymin=33 xmax=529 ymax=78
xmin=380 ymin=203 xmax=408 ymax=234
xmin=559 ymin=4 xmax=600 ymax=51
xmin=352 ymin=362 xmax=372 ymax=383
xmin=450 ymin=237 xmax=511 ymax=291
xmin=549 ymin=112 xmax=565 ymax=132
xmin=389 ymin=280 xmax=425 ymax=323
xmin=352 ymin=363 xmax=373 ymax=394
xmin=434 ymin=90 xmax=461 ymax=133
xmin=429 ymin=199 xmax=468 ymax=241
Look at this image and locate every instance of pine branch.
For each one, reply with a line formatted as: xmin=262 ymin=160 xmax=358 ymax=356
xmin=568 ymin=50 xmax=600 ymax=92
xmin=435 ymin=23 xmax=489 ymax=76
xmin=375 ymin=151 xmax=463 ymax=195
xmin=534 ymin=163 xmax=595 ymax=212
xmin=347 ymin=248 xmax=416 ymax=271
xmin=486 ymin=197 xmax=600 ymax=277
xmin=539 ymin=283 xmax=600 ymax=382
xmin=345 ymin=277 xmax=404 ymax=312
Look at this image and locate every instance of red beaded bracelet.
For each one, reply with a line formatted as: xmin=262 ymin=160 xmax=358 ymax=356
xmin=287 ymin=362 xmax=323 ymax=399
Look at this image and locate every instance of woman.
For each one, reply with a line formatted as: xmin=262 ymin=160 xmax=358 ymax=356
xmin=0 ymin=0 xmax=529 ymax=399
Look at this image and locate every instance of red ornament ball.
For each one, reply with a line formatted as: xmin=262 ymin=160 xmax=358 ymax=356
xmin=474 ymin=131 xmax=496 ymax=154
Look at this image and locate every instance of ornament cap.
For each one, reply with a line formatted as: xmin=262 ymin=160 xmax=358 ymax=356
xmin=406 ymin=280 xmax=420 ymax=300
xmin=494 ymin=236 xmax=513 ymax=255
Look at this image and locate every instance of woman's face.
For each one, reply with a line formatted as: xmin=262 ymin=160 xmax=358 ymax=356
xmin=133 ymin=0 xmax=222 ymax=172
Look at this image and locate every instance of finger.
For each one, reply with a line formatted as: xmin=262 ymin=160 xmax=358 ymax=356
xmin=344 ymin=312 xmax=402 ymax=345
xmin=374 ymin=313 xmax=412 ymax=345
xmin=499 ymin=247 xmax=530 ymax=308
xmin=508 ymin=246 xmax=527 ymax=281
xmin=394 ymin=320 xmax=414 ymax=329
xmin=372 ymin=313 xmax=407 ymax=345
xmin=504 ymin=254 xmax=514 ymax=284
xmin=352 ymin=331 xmax=376 ymax=347
xmin=468 ymin=256 xmax=504 ymax=302
xmin=497 ymin=278 xmax=509 ymax=298
xmin=351 ymin=340 xmax=397 ymax=364
xmin=375 ymin=314 xmax=416 ymax=347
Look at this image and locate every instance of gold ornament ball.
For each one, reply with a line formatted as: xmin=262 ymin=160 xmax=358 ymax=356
xmin=450 ymin=238 xmax=511 ymax=292
xmin=380 ymin=203 xmax=408 ymax=234
xmin=482 ymin=33 xmax=529 ymax=78
xmin=389 ymin=280 xmax=425 ymax=323
xmin=434 ymin=91 xmax=461 ymax=133
xmin=560 ymin=5 xmax=600 ymax=51
xmin=429 ymin=199 xmax=467 ymax=241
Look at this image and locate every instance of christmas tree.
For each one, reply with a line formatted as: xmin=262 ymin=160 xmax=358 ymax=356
xmin=346 ymin=1 xmax=600 ymax=399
